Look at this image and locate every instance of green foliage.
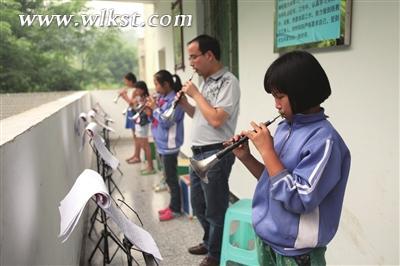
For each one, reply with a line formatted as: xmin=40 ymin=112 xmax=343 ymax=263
xmin=0 ymin=0 xmax=138 ymax=93
xmin=85 ymin=29 xmax=138 ymax=89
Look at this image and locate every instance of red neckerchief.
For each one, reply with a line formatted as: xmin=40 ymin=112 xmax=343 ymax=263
xmin=152 ymin=97 xmax=166 ymax=128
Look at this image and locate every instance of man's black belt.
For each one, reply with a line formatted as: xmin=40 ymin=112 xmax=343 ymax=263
xmin=191 ymin=143 xmax=224 ymax=155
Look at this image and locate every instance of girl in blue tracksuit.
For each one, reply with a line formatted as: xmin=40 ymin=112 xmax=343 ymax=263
xmin=145 ymin=70 xmax=184 ymax=221
xmin=231 ymin=51 xmax=351 ymax=266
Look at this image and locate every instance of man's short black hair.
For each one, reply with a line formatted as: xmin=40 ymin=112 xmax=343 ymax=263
xmin=264 ymin=50 xmax=331 ymax=114
xmin=188 ymin=34 xmax=221 ymax=61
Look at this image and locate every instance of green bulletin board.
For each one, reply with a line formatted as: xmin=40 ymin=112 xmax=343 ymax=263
xmin=274 ymin=0 xmax=352 ymax=52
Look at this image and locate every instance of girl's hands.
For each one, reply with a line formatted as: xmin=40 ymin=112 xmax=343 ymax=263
xmin=245 ymin=121 xmax=284 ymax=177
xmin=119 ymin=88 xmax=128 ymax=96
xmin=245 ymin=122 xmax=274 ymax=159
xmin=119 ymin=89 xmax=129 ymax=102
xmin=145 ymin=95 xmax=157 ymax=110
xmin=175 ymin=90 xmax=189 ymax=107
xmin=143 ymin=96 xmax=155 ymax=117
xmin=227 ymin=132 xmax=251 ymax=161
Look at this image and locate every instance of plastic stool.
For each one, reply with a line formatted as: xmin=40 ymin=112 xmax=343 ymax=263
xmin=220 ymin=199 xmax=266 ymax=266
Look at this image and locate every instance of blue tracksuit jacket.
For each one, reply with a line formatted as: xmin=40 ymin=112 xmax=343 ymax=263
xmin=252 ymin=109 xmax=351 ymax=256
xmin=151 ymin=91 xmax=184 ymax=155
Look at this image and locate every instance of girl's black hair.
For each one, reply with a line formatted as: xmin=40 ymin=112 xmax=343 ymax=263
xmin=124 ymin=72 xmax=137 ymax=83
xmin=264 ymin=50 xmax=331 ymax=114
xmin=134 ymin=81 xmax=149 ymax=97
xmin=154 ymin=70 xmax=182 ymax=92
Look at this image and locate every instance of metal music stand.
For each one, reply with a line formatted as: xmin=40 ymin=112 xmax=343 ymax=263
xmin=87 ymin=124 xmax=124 ymax=238
xmin=118 ymin=199 xmax=159 ymax=266
xmin=86 ymin=145 xmax=129 ymax=265
xmin=87 ymin=105 xmax=158 ymax=265
xmin=87 ymin=196 xmax=158 ymax=265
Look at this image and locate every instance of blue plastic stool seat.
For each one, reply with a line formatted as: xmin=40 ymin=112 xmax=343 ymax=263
xmin=220 ymin=199 xmax=266 ymax=266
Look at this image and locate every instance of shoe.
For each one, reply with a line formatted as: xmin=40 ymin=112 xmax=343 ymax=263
xmin=159 ymin=208 xmax=180 ymax=221
xmin=154 ymin=182 xmax=168 ymax=192
xmin=158 ymin=207 xmax=170 ymax=215
xmin=127 ymin=157 xmax=141 ymax=164
xmin=125 ymin=155 xmax=135 ymax=162
xmin=141 ymin=169 xmax=156 ymax=175
xmin=188 ymin=243 xmax=208 ymax=255
xmin=199 ymin=256 xmax=219 ymax=266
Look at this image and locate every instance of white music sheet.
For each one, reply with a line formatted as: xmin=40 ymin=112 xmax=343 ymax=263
xmin=58 ymin=169 xmax=162 ymax=261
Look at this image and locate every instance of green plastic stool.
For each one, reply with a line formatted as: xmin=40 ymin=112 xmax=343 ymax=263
xmin=177 ymin=158 xmax=189 ymax=175
xmin=220 ymin=199 xmax=266 ymax=266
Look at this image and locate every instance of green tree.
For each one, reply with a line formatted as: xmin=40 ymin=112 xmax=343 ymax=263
xmin=85 ymin=29 xmax=138 ymax=89
xmin=0 ymin=0 xmax=138 ymax=93
xmin=0 ymin=0 xmax=86 ymax=92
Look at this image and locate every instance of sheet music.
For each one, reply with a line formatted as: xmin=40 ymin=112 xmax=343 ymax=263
xmin=95 ymin=117 xmax=116 ymax=133
xmin=58 ymin=169 xmax=163 ymax=261
xmin=85 ymin=122 xmax=99 ymax=136
xmin=94 ymin=102 xmax=108 ymax=117
xmin=87 ymin=109 xmax=97 ymax=120
xmin=93 ymin=134 xmax=119 ymax=170
xmin=105 ymin=117 xmax=114 ymax=123
xmin=88 ymin=106 xmax=115 ymax=132
xmin=94 ymin=103 xmax=115 ymax=124
xmin=58 ymin=169 xmax=109 ymax=243
xmin=103 ymin=203 xmax=163 ymax=261
xmin=75 ymin=113 xmax=88 ymax=152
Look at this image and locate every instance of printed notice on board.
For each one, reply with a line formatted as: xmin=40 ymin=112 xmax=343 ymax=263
xmin=276 ymin=0 xmax=341 ymax=48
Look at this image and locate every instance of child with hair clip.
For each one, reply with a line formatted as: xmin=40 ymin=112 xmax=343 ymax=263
xmin=145 ymin=70 xmax=185 ymax=221
xmin=231 ymin=51 xmax=351 ymax=266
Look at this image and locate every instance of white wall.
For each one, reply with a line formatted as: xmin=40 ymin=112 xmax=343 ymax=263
xmin=0 ymin=92 xmax=93 ymax=265
xmin=141 ymin=1 xmax=399 ymax=264
xmin=90 ymin=89 xmax=135 ymax=140
xmin=146 ymin=0 xmax=200 ymax=156
xmin=142 ymin=3 xmax=158 ymax=86
xmin=236 ymin=0 xmax=399 ymax=265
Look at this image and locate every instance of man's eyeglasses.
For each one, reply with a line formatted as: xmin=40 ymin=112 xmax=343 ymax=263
xmin=188 ymin=53 xmax=204 ymax=61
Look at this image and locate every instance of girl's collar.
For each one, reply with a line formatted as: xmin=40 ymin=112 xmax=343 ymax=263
xmin=286 ymin=108 xmax=327 ymax=124
xmin=161 ymin=90 xmax=175 ymax=98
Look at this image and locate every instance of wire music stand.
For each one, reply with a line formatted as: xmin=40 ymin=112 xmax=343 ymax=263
xmin=86 ymin=106 xmax=158 ymax=265
xmin=87 ymin=193 xmax=158 ymax=265
xmin=118 ymin=199 xmax=159 ymax=266
xmin=87 ymin=123 xmax=124 ymax=238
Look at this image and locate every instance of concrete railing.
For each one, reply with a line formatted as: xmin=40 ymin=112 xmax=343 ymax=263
xmin=0 ymin=92 xmax=93 ymax=265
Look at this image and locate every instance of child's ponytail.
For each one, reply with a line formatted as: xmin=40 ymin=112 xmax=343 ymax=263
xmin=172 ymin=74 xmax=182 ymax=92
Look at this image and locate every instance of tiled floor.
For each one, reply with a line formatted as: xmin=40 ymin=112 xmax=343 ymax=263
xmin=80 ymin=139 xmax=204 ymax=266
